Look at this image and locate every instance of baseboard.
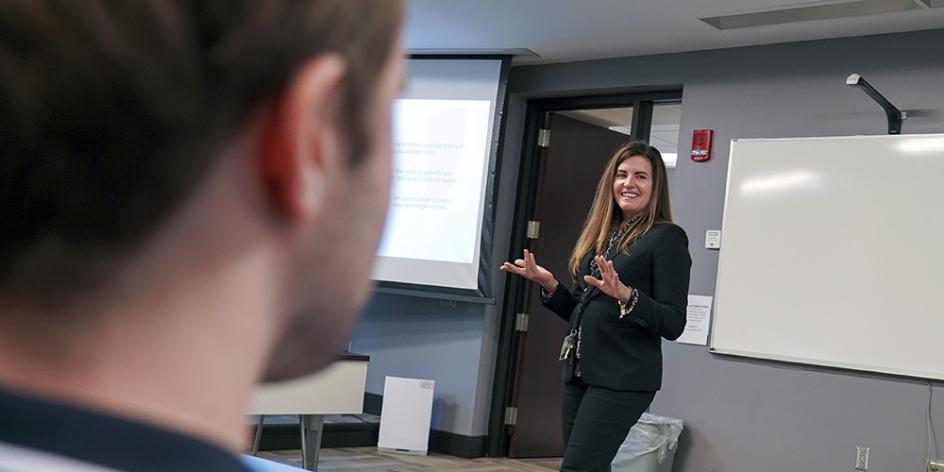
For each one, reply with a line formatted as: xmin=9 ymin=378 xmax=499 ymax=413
xmin=322 ymin=423 xmax=379 ymax=448
xmin=364 ymin=392 xmax=383 ymax=416
xmin=258 ymin=419 xmax=379 ymax=451
xmin=428 ymin=429 xmax=488 ymax=458
xmin=258 ymin=424 xmax=301 ymax=451
xmin=259 ymin=425 xmax=488 ymax=458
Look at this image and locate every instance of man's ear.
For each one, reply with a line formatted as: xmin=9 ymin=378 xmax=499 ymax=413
xmin=258 ymin=55 xmax=347 ymax=221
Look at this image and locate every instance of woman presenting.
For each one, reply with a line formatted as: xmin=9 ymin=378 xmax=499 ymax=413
xmin=501 ymin=141 xmax=692 ymax=471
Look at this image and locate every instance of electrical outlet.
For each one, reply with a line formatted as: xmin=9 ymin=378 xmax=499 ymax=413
xmin=928 ymin=459 xmax=944 ymax=472
xmin=855 ymin=446 xmax=869 ymax=470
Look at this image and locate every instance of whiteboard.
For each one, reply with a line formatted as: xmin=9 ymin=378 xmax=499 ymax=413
xmin=710 ymin=134 xmax=944 ymax=380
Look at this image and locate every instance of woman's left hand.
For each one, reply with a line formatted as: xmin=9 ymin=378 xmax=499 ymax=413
xmin=584 ymin=256 xmax=633 ymax=303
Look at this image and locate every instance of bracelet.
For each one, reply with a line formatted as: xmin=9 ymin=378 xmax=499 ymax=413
xmin=617 ymin=288 xmax=639 ymax=319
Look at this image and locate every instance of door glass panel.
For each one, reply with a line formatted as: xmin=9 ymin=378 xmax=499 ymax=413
xmin=649 ymin=103 xmax=682 ymax=168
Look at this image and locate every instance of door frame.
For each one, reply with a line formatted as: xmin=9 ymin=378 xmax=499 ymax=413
xmin=487 ymin=89 xmax=683 ymax=457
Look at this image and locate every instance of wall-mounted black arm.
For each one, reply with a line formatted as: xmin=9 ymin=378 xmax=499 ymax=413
xmin=845 ymin=73 xmax=907 ymax=134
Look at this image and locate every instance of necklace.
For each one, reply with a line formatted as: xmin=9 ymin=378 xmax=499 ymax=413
xmin=588 ymin=213 xmax=645 ymax=278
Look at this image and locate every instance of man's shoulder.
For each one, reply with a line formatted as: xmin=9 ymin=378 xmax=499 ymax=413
xmin=0 ymin=386 xmax=252 ymax=472
xmin=0 ymin=441 xmax=121 ymax=472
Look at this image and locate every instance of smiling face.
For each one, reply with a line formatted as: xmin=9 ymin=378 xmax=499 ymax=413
xmin=612 ymin=155 xmax=653 ymax=221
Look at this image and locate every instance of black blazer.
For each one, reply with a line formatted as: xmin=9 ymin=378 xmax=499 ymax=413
xmin=542 ymin=222 xmax=691 ymax=392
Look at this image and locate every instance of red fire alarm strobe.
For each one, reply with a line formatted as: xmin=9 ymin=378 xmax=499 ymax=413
xmin=690 ymin=129 xmax=713 ymax=162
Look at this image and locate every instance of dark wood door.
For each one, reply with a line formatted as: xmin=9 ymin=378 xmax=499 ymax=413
xmin=508 ymin=113 xmax=630 ymax=458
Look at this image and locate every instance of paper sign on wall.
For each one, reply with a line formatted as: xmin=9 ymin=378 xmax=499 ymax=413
xmin=675 ymin=295 xmax=713 ymax=346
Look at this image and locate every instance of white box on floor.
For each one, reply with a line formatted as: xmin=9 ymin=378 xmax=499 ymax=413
xmin=377 ymin=376 xmax=435 ymax=455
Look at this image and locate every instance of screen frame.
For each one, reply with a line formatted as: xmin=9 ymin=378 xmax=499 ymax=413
xmin=373 ymin=54 xmax=512 ymax=304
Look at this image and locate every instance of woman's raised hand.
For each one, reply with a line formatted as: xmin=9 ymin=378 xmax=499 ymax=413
xmin=500 ymin=249 xmax=558 ymax=293
xmin=584 ymin=256 xmax=633 ymax=303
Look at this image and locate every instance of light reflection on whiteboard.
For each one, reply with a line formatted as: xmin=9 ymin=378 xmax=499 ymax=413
xmin=739 ymin=172 xmax=822 ymax=195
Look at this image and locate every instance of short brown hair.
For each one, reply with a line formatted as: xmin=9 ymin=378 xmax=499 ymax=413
xmin=0 ymin=1 xmax=403 ymax=304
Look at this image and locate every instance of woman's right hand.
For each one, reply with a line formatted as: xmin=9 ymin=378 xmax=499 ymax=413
xmin=500 ymin=249 xmax=558 ymax=293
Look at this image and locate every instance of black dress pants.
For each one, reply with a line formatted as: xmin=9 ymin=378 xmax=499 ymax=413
xmin=560 ymin=377 xmax=655 ymax=472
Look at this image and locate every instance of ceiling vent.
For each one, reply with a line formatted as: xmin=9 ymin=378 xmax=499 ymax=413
xmin=700 ymin=0 xmax=941 ymax=30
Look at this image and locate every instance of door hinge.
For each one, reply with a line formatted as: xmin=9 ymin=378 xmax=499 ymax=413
xmin=515 ymin=313 xmax=529 ymax=332
xmin=504 ymin=406 xmax=518 ymax=426
xmin=537 ymin=128 xmax=551 ymax=148
xmin=526 ymin=220 xmax=540 ymax=239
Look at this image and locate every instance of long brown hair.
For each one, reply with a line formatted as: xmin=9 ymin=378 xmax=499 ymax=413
xmin=568 ymin=141 xmax=673 ymax=278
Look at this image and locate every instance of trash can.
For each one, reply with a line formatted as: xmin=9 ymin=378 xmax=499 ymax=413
xmin=611 ymin=412 xmax=683 ymax=472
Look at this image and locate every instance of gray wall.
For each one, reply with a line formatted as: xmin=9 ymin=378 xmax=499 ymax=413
xmin=350 ymin=295 xmax=489 ymax=435
xmin=506 ymin=28 xmax=944 ymax=471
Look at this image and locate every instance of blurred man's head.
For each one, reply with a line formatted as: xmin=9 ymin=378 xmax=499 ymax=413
xmin=0 ymin=1 xmax=404 ymax=384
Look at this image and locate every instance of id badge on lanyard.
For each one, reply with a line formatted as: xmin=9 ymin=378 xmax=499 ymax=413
xmin=559 ymin=330 xmax=577 ymax=361
xmin=560 ymin=282 xmax=591 ymax=362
